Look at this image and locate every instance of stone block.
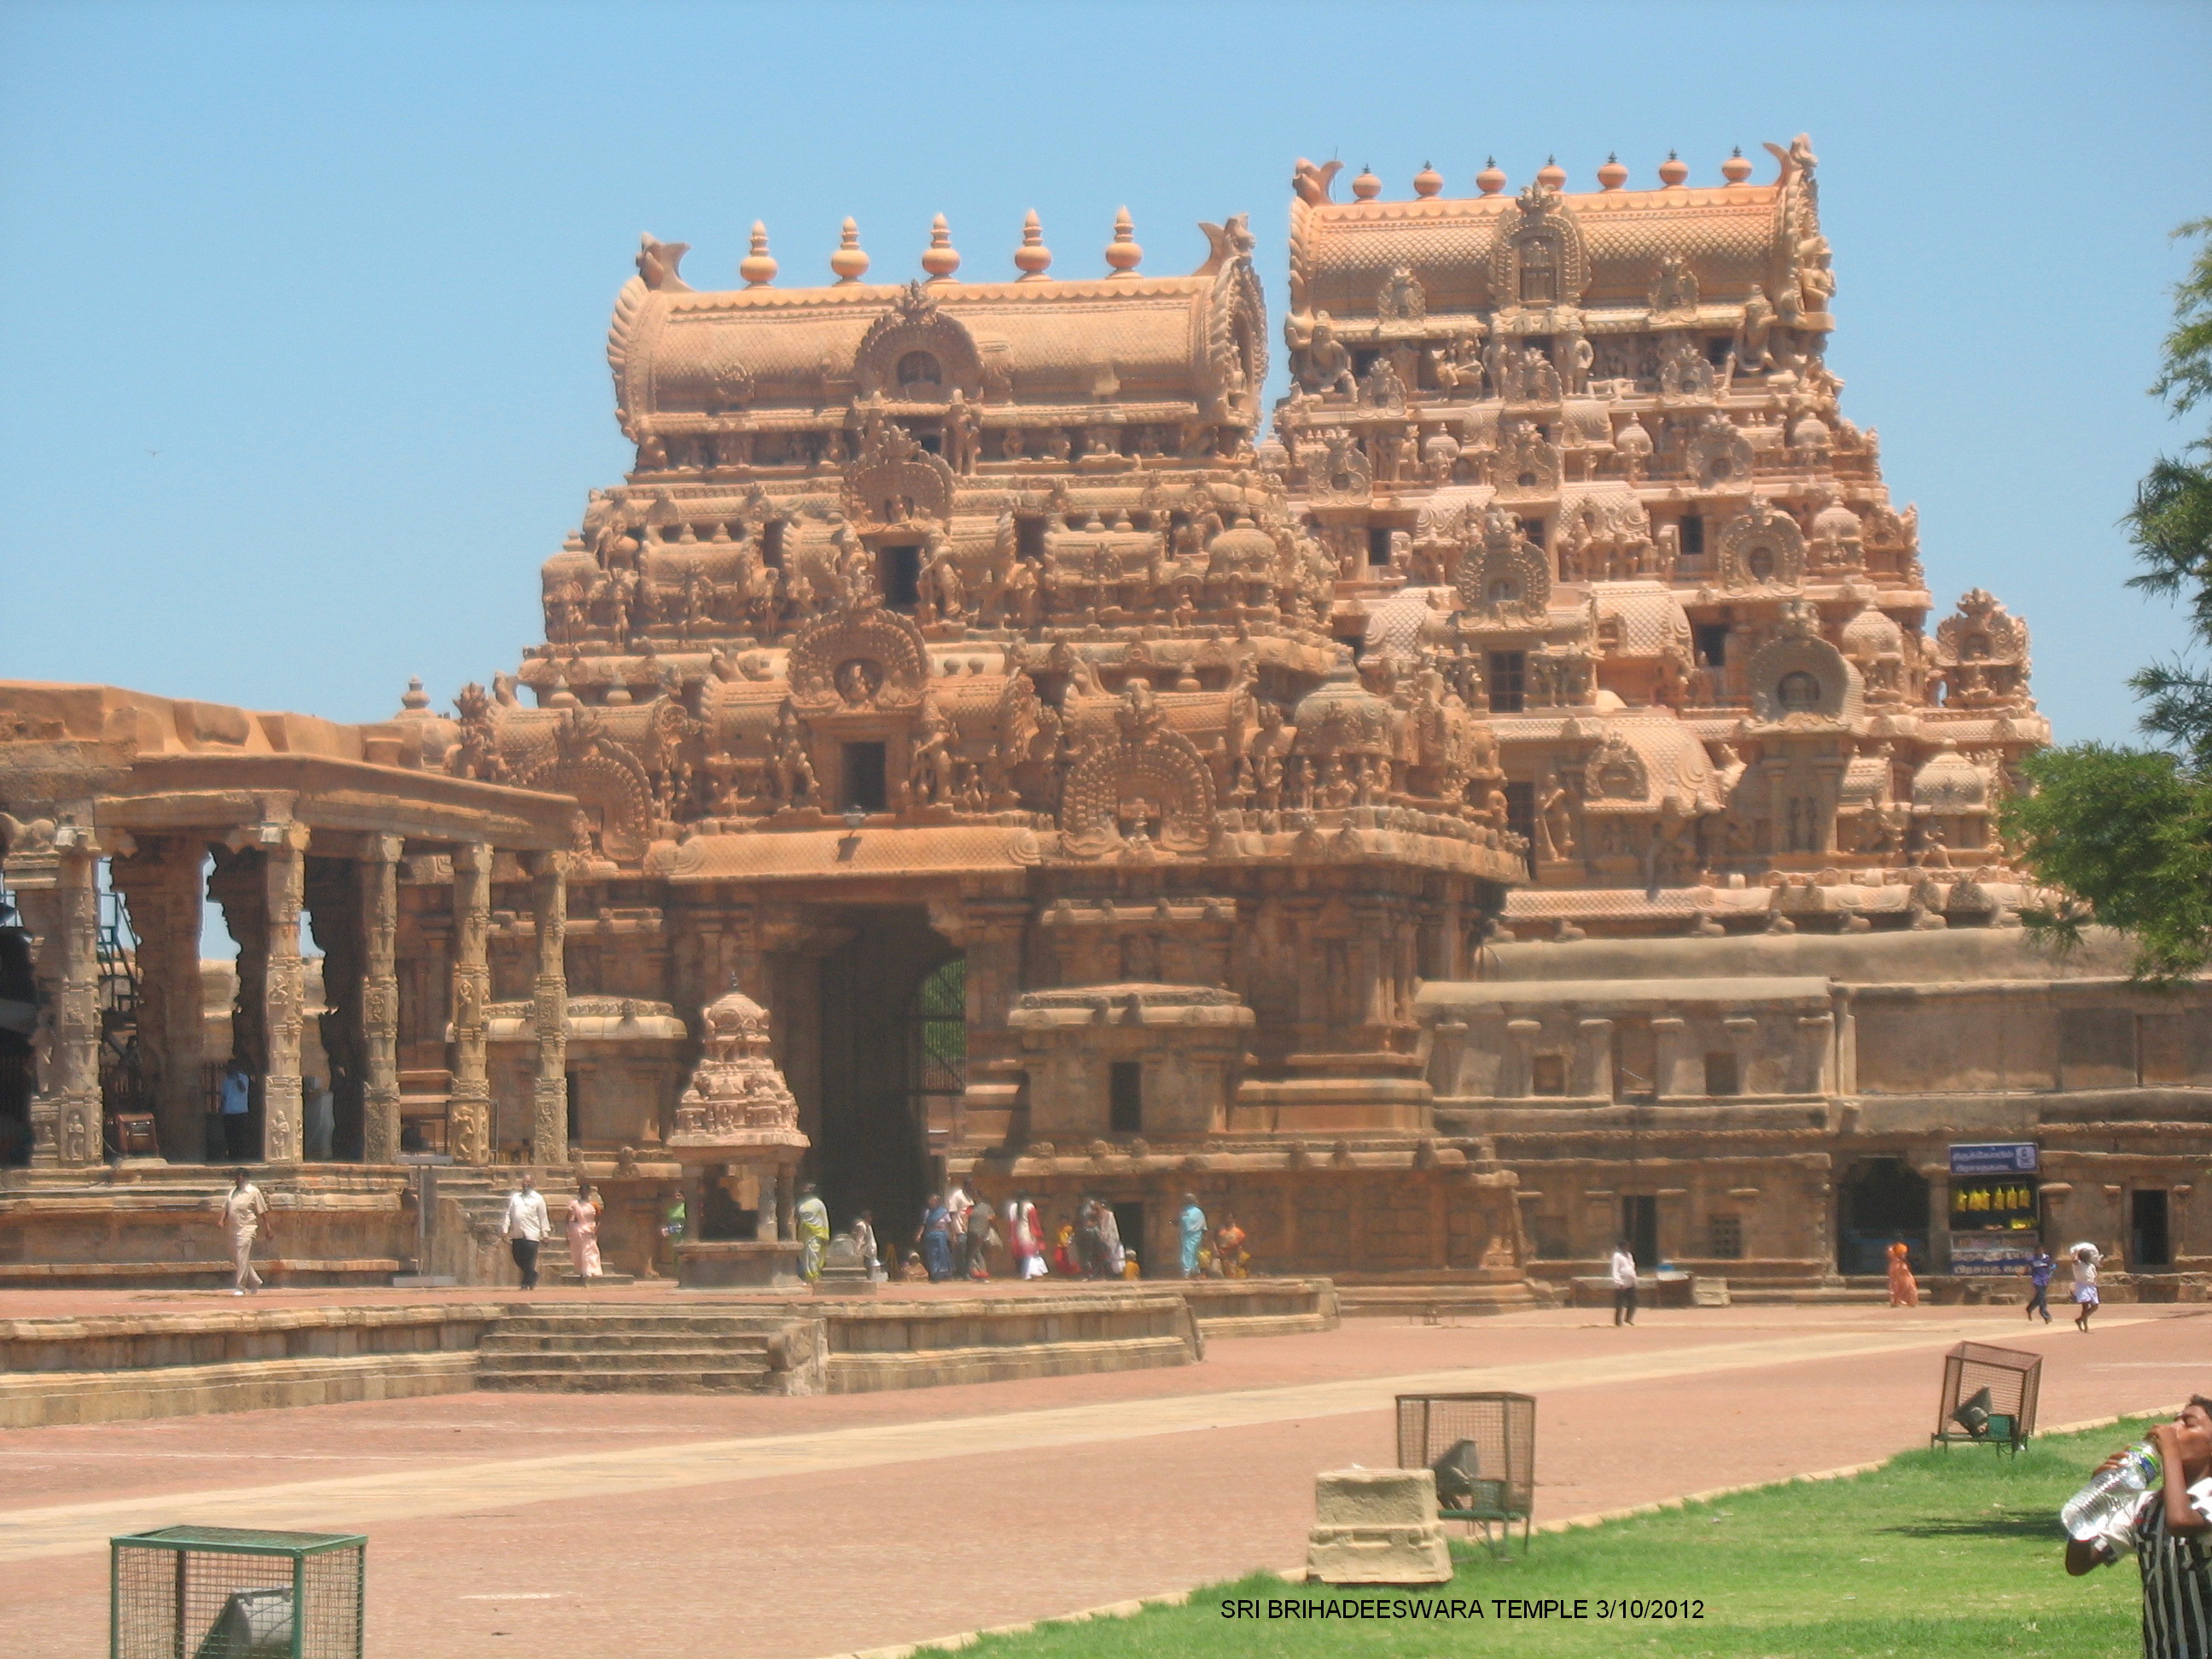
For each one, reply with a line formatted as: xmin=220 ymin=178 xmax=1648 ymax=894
xmin=1306 ymin=1468 xmax=1453 ymax=1585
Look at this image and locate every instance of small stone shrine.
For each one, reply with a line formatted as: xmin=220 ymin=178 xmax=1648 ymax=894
xmin=1306 ymin=1467 xmax=1453 ymax=1585
xmin=667 ymin=985 xmax=810 ymax=1286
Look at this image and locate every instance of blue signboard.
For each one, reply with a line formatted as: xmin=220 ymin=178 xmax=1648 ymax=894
xmin=1951 ymin=1234 xmax=2039 ymax=1277
xmin=1950 ymin=1142 xmax=2038 ymax=1176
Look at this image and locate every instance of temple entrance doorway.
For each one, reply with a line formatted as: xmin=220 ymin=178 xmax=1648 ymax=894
xmin=1837 ymin=1156 xmax=1930 ymax=1276
xmin=813 ymin=907 xmax=961 ymax=1249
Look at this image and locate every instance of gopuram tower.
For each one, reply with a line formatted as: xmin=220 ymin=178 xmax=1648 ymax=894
xmin=399 ymin=208 xmax=1532 ymax=1279
xmin=1272 ymin=142 xmax=2046 ymax=934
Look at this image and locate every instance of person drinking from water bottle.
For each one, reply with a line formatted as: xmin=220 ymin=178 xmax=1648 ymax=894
xmin=2065 ymin=1397 xmax=2212 ymax=1658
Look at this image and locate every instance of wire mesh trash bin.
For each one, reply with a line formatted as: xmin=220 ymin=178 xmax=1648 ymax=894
xmin=1930 ymin=1341 xmax=2041 ymax=1455
xmin=1396 ymin=1392 xmax=1536 ymax=1556
xmin=111 ymin=1526 xmax=364 ymax=1659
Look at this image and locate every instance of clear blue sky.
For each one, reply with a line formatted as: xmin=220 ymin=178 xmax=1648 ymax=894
xmin=3 ymin=0 xmax=2208 ymax=751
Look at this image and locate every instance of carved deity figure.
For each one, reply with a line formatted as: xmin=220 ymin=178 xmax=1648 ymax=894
xmin=770 ymin=707 xmax=816 ymax=805
xmin=1735 ymin=286 xmax=1774 ymax=371
xmin=907 ymin=701 xmax=957 ymax=806
xmin=921 ymin=534 xmax=965 ymax=623
xmin=942 ymin=390 xmax=981 ymax=476
xmin=1429 ymin=334 xmax=1485 ymax=397
xmin=1289 ymin=312 xmax=1355 ymax=396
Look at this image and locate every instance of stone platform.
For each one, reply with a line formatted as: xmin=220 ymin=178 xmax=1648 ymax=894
xmin=1326 ymin=1266 xmax=1557 ymax=1319
xmin=0 ymin=1277 xmax=1333 ymax=1426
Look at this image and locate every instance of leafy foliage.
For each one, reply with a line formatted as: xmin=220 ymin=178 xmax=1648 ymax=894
xmin=2008 ymin=743 xmax=2212 ymax=981
xmin=2005 ymin=221 xmax=2212 ymax=977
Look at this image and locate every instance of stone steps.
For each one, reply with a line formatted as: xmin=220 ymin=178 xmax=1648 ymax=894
xmin=472 ymin=1306 xmax=797 ymax=1394
xmin=477 ymin=1345 xmax=770 ymax=1374
xmin=474 ymin=1365 xmax=770 ymax=1394
xmin=436 ymin=1176 xmax=579 ymax=1280
xmin=479 ymin=1332 xmax=777 ymax=1358
xmin=1728 ymin=1285 xmax=1891 ymax=1305
xmin=0 ymin=1350 xmax=480 ymax=1428
xmin=484 ymin=1311 xmax=794 ymax=1336
xmin=0 ymin=1258 xmax=404 ymax=1290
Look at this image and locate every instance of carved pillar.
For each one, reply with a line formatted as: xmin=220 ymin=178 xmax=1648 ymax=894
xmin=1924 ymin=1166 xmax=1952 ymax=1274
xmin=260 ymin=822 xmax=308 ymax=1164
xmin=360 ymin=835 xmax=402 ymax=1163
xmin=447 ymin=843 xmax=492 ymax=1166
xmin=20 ymin=841 xmax=101 ymax=1167
xmin=112 ymin=837 xmax=208 ymax=1161
xmin=1501 ymin=1018 xmax=1542 ymax=1098
xmin=1724 ymin=1014 xmax=1760 ymax=1097
xmin=937 ymin=894 xmax=1029 ymax=1140
xmin=1794 ymin=1013 xmax=1835 ymax=1097
xmin=1427 ymin=1018 xmax=1469 ymax=1097
xmin=1575 ymin=1017 xmax=1614 ymax=1100
xmin=1650 ymin=1015 xmax=1690 ymax=1101
xmin=528 ymin=850 xmax=569 ymax=1166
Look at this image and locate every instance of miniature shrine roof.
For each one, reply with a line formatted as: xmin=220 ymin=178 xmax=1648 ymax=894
xmin=609 ymin=217 xmax=1265 ymax=430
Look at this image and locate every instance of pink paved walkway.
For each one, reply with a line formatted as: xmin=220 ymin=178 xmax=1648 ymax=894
xmin=2 ymin=1301 xmax=2205 ymax=1657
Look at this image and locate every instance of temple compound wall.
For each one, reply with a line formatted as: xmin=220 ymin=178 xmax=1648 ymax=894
xmin=3 ymin=137 xmax=2207 ymax=1295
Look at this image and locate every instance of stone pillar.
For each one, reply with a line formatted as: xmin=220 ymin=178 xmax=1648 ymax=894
xmin=1575 ymin=1017 xmax=1615 ymax=1100
xmin=360 ymin=835 xmax=402 ymax=1163
xmin=1724 ymin=1015 xmax=1761 ymax=1096
xmin=940 ymin=895 xmax=1029 ymax=1139
xmin=1427 ymin=1018 xmax=1469 ymax=1097
xmin=1650 ymin=1015 xmax=1690 ymax=1100
xmin=528 ymin=850 xmax=569 ymax=1166
xmin=1502 ymin=1018 xmax=1542 ymax=1098
xmin=260 ymin=822 xmax=309 ymax=1164
xmin=112 ymin=838 xmax=208 ymax=1161
xmin=21 ymin=840 xmax=102 ymax=1167
xmin=447 ymin=843 xmax=493 ymax=1166
xmin=1794 ymin=1013 xmax=1835 ymax=1096
xmin=1925 ymin=1164 xmax=1952 ymax=1274
xmin=776 ymin=1168 xmax=795 ymax=1241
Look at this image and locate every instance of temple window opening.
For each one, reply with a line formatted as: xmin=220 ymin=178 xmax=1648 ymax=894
xmin=1778 ymin=670 xmax=1821 ymax=712
xmin=841 ymin=742 xmax=888 ymax=814
xmin=881 ymin=544 xmax=922 ymax=611
xmin=1489 ymin=652 xmax=1528 ymax=713
xmin=1109 ymin=1061 xmax=1143 ymax=1133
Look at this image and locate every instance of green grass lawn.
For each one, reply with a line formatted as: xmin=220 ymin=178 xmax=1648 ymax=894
xmin=961 ymin=1417 xmax=2163 ymax=1658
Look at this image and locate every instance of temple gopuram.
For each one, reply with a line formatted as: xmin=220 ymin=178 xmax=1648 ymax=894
xmin=4 ymin=138 xmax=2208 ymax=1301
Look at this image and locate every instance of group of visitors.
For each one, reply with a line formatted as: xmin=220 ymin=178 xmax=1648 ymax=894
xmin=1884 ymin=1238 xmax=2105 ymax=1330
xmin=912 ymin=1182 xmax=1016 ymax=1281
xmin=496 ymin=1173 xmax=612 ymax=1289
xmin=1173 ymin=1195 xmax=1251 ymax=1279
xmin=891 ymin=1185 xmax=1258 ymax=1284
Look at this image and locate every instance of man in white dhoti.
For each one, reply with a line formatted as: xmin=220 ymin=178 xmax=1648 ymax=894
xmin=219 ymin=1168 xmax=269 ymax=1295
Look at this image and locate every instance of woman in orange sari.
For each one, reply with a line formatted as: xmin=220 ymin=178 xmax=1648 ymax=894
xmin=1887 ymin=1240 xmax=1919 ymax=1307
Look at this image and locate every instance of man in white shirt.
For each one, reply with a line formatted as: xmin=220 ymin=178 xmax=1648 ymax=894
xmin=218 ymin=1168 xmax=270 ymax=1295
xmin=502 ymin=1173 xmax=550 ymax=1289
xmin=1610 ymin=1239 xmax=1639 ymax=1326
xmin=946 ymin=1182 xmax=974 ymax=1248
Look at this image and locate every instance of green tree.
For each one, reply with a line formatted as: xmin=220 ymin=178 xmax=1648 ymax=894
xmin=2005 ymin=219 xmax=2212 ymax=980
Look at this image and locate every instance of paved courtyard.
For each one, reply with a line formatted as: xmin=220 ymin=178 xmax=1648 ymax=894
xmin=2 ymin=1300 xmax=2205 ymax=1656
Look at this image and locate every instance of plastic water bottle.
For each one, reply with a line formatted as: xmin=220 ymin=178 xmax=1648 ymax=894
xmin=2062 ymin=1442 xmax=2161 ymax=1540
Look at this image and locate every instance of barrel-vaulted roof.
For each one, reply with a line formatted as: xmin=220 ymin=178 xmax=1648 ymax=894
xmin=608 ymin=217 xmax=1267 ymax=431
xmin=1287 ymin=140 xmax=1831 ymax=333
